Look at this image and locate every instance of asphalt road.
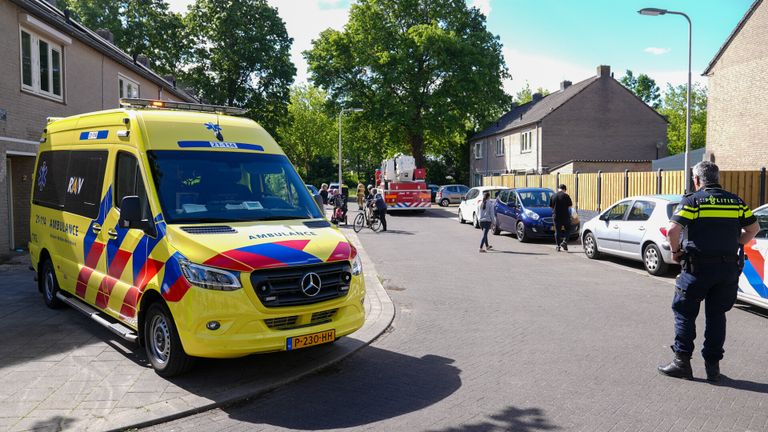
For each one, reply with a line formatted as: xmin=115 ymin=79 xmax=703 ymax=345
xmin=148 ymin=207 xmax=768 ymax=432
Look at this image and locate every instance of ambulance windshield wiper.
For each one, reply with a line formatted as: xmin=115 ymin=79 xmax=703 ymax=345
xmin=255 ymin=215 xmax=310 ymax=221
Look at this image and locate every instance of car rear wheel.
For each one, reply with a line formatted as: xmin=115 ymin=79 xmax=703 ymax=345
xmin=473 ymin=213 xmax=480 ymax=229
xmin=440 ymin=198 xmax=450 ymax=207
xmin=516 ymin=221 xmax=528 ymax=242
xmin=40 ymin=259 xmax=64 ymax=309
xmin=583 ymin=232 xmax=600 ymax=259
xmin=458 ymin=209 xmax=465 ymax=224
xmin=643 ymin=243 xmax=668 ymax=276
xmin=144 ymin=302 xmax=194 ymax=377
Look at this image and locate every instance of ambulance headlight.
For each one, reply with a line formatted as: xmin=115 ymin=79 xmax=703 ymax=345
xmin=350 ymin=245 xmax=363 ymax=276
xmin=180 ymin=261 xmax=241 ymax=291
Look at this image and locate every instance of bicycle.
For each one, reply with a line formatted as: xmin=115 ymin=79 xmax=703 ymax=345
xmin=353 ymin=205 xmax=382 ymax=233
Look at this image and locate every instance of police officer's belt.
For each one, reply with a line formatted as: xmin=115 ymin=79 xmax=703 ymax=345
xmin=689 ymin=255 xmax=738 ymax=264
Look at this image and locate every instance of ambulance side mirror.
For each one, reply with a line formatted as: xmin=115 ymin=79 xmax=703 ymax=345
xmin=119 ymin=196 xmax=154 ymax=235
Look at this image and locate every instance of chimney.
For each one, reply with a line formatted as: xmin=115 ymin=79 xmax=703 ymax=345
xmin=136 ymin=54 xmax=149 ymax=67
xmin=560 ymin=80 xmax=572 ymax=91
xmin=96 ymin=29 xmax=114 ymax=44
xmin=597 ymin=65 xmax=611 ymax=78
xmin=163 ymin=74 xmax=176 ymax=88
xmin=532 ymin=93 xmax=543 ymax=103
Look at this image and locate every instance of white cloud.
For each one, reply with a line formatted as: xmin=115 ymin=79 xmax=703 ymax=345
xmin=644 ymin=47 xmax=671 ymax=56
xmin=471 ymin=0 xmax=492 ymax=16
xmin=502 ymin=48 xmax=594 ymax=95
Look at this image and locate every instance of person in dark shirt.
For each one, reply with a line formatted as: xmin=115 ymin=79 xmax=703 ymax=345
xmin=549 ymin=184 xmax=573 ymax=251
xmin=320 ymin=183 xmax=329 ymax=205
xmin=373 ymin=188 xmax=388 ymax=232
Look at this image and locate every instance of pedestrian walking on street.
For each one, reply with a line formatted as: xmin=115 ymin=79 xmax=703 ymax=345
xmin=320 ymin=183 xmax=329 ymax=205
xmin=357 ymin=183 xmax=366 ymax=210
xmin=658 ymin=161 xmax=760 ymax=382
xmin=478 ymin=191 xmax=493 ymax=252
xmin=549 ymin=184 xmax=573 ymax=251
xmin=373 ymin=188 xmax=388 ymax=231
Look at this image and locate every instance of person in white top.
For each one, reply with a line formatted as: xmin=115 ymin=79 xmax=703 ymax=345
xmin=478 ymin=191 xmax=493 ymax=252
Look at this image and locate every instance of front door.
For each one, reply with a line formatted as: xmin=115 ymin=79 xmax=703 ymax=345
xmin=595 ymin=200 xmax=631 ymax=252
xmin=94 ymin=150 xmax=158 ymax=324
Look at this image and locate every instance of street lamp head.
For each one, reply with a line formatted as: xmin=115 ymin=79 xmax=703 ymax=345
xmin=638 ymin=7 xmax=667 ymax=16
xmin=350 ymin=108 xmax=364 ymax=113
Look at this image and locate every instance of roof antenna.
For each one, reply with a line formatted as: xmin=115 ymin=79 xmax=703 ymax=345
xmin=215 ymin=113 xmax=223 ymax=141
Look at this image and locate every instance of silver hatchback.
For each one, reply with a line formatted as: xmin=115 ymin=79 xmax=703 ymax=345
xmin=436 ymin=184 xmax=469 ymax=207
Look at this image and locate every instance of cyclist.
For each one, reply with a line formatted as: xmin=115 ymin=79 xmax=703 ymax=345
xmin=373 ymin=188 xmax=388 ymax=232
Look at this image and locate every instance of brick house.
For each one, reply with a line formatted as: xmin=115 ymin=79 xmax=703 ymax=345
xmin=469 ymin=65 xmax=668 ymax=186
xmin=0 ymin=0 xmax=196 ymax=254
xmin=703 ymin=0 xmax=768 ymax=170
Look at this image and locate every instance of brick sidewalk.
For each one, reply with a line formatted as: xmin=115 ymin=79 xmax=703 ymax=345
xmin=0 ymin=222 xmax=392 ymax=432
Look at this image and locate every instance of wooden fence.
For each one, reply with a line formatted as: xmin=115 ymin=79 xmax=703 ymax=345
xmin=483 ymin=169 xmax=768 ymax=212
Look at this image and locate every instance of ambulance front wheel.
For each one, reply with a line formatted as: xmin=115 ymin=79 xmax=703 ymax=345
xmin=144 ymin=302 xmax=194 ymax=377
xmin=40 ymin=259 xmax=64 ymax=309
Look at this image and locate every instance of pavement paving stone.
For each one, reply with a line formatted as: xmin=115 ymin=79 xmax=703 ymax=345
xmin=0 ymin=220 xmax=394 ymax=431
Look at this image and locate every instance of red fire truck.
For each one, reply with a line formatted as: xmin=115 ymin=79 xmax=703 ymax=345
xmin=375 ymin=154 xmax=432 ymax=211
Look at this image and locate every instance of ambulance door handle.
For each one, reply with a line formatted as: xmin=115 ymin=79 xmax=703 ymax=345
xmin=107 ymin=229 xmax=118 ymax=240
xmin=638 ymin=227 xmax=646 ymax=231
xmin=91 ymin=224 xmax=102 ymax=235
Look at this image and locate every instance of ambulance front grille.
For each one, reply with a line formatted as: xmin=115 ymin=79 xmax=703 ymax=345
xmin=310 ymin=309 xmax=338 ymax=325
xmin=251 ymin=262 xmax=352 ymax=307
xmin=264 ymin=316 xmax=298 ymax=330
xmin=180 ymin=225 xmax=237 ymax=234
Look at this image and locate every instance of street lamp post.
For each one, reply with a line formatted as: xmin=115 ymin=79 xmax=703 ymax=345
xmin=338 ymin=107 xmax=364 ymax=190
xmin=638 ymin=7 xmax=692 ymax=193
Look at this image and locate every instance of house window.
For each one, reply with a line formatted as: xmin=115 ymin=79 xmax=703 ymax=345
xmin=521 ymin=131 xmax=533 ymax=153
xmin=474 ymin=142 xmax=483 ymax=159
xmin=119 ymin=75 xmax=140 ymax=99
xmin=20 ymin=28 xmax=63 ymax=100
xmin=496 ymin=138 xmax=505 ymax=156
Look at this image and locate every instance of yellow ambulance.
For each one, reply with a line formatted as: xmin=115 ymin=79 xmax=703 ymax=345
xmin=30 ymin=99 xmax=365 ymax=376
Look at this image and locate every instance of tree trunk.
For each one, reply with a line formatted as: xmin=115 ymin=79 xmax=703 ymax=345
xmin=407 ymin=133 xmax=426 ymax=168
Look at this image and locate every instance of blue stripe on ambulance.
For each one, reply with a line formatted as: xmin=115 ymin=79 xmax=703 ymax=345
xmin=79 ymin=130 xmax=109 ymax=140
xmin=177 ymin=141 xmax=264 ymax=151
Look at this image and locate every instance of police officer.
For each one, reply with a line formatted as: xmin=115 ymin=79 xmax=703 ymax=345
xmin=658 ymin=161 xmax=759 ymax=382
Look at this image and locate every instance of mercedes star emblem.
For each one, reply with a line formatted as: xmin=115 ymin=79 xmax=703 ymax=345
xmin=301 ymin=272 xmax=322 ymax=297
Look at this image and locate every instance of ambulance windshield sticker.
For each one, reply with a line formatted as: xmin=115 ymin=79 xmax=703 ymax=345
xmin=37 ymin=162 xmax=48 ymax=191
xmin=67 ymin=177 xmax=84 ymax=195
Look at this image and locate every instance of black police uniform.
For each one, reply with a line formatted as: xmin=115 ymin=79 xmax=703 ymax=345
xmin=668 ymin=184 xmax=755 ymax=365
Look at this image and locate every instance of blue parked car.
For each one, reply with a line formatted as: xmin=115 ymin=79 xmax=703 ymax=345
xmin=491 ymin=188 xmax=579 ymax=242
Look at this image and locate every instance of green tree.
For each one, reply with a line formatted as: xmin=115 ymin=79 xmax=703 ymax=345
xmin=514 ymin=82 xmax=550 ymax=104
xmin=305 ymin=0 xmax=510 ymax=167
xmin=184 ymin=0 xmax=296 ymax=135
xmin=60 ymin=0 xmax=189 ymax=75
xmin=659 ymin=83 xmax=707 ymax=155
xmin=277 ymin=85 xmax=337 ymax=184
xmin=620 ymin=69 xmax=661 ymax=109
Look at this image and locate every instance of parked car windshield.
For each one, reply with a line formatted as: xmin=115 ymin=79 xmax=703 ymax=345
xmin=518 ymin=190 xmax=553 ymax=208
xmin=147 ymin=151 xmax=323 ymax=224
xmin=485 ymin=189 xmax=505 ymax=199
xmin=754 ymin=206 xmax=768 ymax=238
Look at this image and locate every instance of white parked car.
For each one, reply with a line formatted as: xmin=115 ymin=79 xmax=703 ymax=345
xmin=458 ymin=186 xmax=509 ymax=228
xmin=580 ymin=195 xmax=682 ymax=275
xmin=739 ymin=204 xmax=768 ymax=309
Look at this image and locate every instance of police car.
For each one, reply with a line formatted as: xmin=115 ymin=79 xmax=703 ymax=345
xmin=739 ymin=204 xmax=768 ymax=309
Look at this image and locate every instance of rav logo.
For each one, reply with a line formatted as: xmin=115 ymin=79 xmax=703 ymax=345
xmin=67 ymin=177 xmax=84 ymax=195
xmin=37 ymin=162 xmax=48 ymax=191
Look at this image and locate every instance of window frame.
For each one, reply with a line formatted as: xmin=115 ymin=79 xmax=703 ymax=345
xmin=495 ymin=137 xmax=505 ymax=156
xmin=118 ymin=73 xmax=140 ymax=100
xmin=520 ymin=131 xmax=533 ymax=154
xmin=19 ymin=27 xmax=64 ymax=102
xmin=474 ymin=142 xmax=483 ymax=159
xmin=627 ymin=200 xmax=656 ymax=222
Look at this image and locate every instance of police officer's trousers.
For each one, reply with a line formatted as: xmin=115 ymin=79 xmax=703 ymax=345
xmin=672 ymin=262 xmax=740 ymax=361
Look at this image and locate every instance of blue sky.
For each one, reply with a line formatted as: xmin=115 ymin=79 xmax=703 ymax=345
xmin=167 ymin=0 xmax=754 ymax=94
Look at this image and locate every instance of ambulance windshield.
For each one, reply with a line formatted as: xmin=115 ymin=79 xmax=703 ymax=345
xmin=146 ymin=151 xmax=323 ymax=224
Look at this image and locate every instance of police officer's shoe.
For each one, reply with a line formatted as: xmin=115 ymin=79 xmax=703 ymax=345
xmin=658 ymin=352 xmax=693 ymax=380
xmin=704 ymin=360 xmax=720 ymax=382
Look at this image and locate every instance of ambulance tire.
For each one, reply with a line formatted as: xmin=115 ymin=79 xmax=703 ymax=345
xmin=144 ymin=302 xmax=194 ymax=377
xmin=40 ymin=259 xmax=64 ymax=309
